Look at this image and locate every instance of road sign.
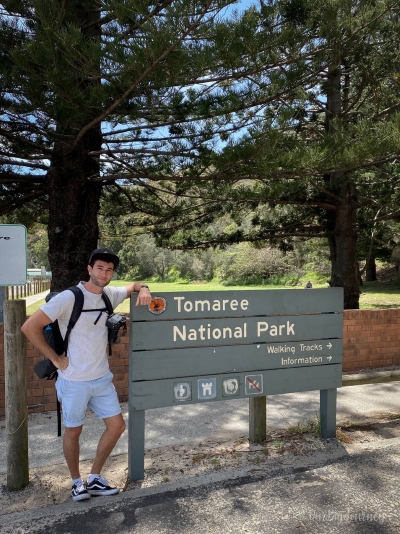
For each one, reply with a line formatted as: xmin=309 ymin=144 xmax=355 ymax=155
xmin=130 ymin=365 xmax=342 ymax=410
xmin=130 ymin=289 xmax=343 ymax=409
xmin=0 ymin=225 xmax=27 ymax=286
xmin=131 ymin=339 xmax=343 ymax=381
xmin=129 ymin=288 xmax=343 ymax=481
xmin=131 ymin=289 xmax=343 ymax=321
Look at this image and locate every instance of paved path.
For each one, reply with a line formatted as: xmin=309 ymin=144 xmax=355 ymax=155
xmin=1 ymin=381 xmax=400 ymax=473
xmin=24 ymin=289 xmax=49 ymax=307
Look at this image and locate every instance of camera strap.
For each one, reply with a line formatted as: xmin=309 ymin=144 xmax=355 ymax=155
xmin=81 ymin=291 xmax=114 ymax=325
xmin=81 ymin=307 xmax=109 ymax=325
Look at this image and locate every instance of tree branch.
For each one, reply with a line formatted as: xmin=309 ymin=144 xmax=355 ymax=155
xmin=72 ymin=0 xmax=216 ymax=150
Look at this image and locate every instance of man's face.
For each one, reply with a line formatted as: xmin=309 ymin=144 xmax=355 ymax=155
xmin=88 ymin=260 xmax=115 ymax=288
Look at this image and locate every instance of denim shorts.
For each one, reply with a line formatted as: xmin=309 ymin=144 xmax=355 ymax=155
xmin=55 ymin=371 xmax=122 ymax=427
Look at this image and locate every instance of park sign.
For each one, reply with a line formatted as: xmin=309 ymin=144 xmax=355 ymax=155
xmin=128 ymin=288 xmax=343 ymax=480
xmin=0 ymin=225 xmax=27 ymax=286
xmin=130 ymin=288 xmax=343 ymax=409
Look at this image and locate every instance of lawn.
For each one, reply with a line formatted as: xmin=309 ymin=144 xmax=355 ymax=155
xmin=25 ymin=279 xmax=400 ymax=315
xmin=359 ymin=280 xmax=400 ymax=309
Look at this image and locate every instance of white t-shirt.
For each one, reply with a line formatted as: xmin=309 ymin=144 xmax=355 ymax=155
xmin=41 ymin=282 xmax=127 ymax=381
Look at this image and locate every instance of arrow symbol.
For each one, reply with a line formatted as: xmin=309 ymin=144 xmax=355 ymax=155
xmin=327 ymin=356 xmax=332 ymax=361
xmin=327 ymin=342 xmax=332 ymax=349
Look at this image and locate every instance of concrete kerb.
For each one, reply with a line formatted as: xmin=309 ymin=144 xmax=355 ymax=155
xmin=342 ymin=368 xmax=400 ymax=386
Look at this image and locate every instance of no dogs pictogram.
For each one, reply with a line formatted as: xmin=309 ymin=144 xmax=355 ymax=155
xmin=245 ymin=374 xmax=263 ymax=395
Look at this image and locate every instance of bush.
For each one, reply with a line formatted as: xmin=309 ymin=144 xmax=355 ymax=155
xmin=218 ymin=243 xmax=302 ymax=285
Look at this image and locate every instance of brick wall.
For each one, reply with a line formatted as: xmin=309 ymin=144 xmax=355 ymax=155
xmin=0 ymin=309 xmax=399 ymax=418
xmin=0 ymin=321 xmax=130 ymax=418
xmin=343 ymin=309 xmax=400 ymax=371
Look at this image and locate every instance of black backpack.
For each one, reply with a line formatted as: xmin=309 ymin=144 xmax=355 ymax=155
xmin=33 ymin=285 xmax=113 ymax=436
xmin=34 ymin=286 xmax=113 ymax=380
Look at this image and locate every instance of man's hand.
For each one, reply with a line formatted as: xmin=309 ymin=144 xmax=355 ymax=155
xmin=21 ymin=309 xmax=68 ymax=369
xmin=56 ymin=356 xmax=70 ymax=371
xmin=135 ymin=286 xmax=152 ymax=306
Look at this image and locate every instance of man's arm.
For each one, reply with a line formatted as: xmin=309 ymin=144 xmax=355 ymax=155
xmin=124 ymin=282 xmax=152 ymax=306
xmin=21 ymin=310 xmax=69 ymax=371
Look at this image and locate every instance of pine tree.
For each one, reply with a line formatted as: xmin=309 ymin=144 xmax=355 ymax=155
xmin=2 ymin=0 xmax=400 ymax=308
xmin=117 ymin=0 xmax=400 ymax=308
xmin=0 ymin=0 xmax=240 ymax=288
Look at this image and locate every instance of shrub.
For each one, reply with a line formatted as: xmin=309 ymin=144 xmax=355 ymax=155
xmin=219 ymin=243 xmax=301 ymax=285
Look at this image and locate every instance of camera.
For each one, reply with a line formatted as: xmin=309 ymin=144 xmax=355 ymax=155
xmin=106 ymin=313 xmax=127 ymax=344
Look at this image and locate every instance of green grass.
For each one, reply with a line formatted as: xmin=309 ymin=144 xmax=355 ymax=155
xmin=359 ymin=280 xmax=400 ymax=309
xmin=25 ymin=279 xmax=400 ymax=315
xmin=287 ymin=414 xmax=322 ymax=438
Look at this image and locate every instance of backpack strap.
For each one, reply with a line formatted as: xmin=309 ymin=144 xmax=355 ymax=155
xmin=101 ymin=291 xmax=114 ymax=355
xmin=80 ymin=291 xmax=113 ymax=322
xmin=57 ymin=396 xmax=62 ymax=437
xmin=64 ymin=286 xmax=84 ymax=355
xmin=101 ymin=291 xmax=113 ymax=316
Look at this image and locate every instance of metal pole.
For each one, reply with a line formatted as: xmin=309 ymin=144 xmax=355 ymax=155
xmin=128 ymin=409 xmax=145 ymax=481
xmin=320 ymin=388 xmax=337 ymax=439
xmin=5 ymin=299 xmax=29 ymax=490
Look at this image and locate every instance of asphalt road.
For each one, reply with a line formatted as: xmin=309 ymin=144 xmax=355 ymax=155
xmin=2 ymin=435 xmax=400 ymax=534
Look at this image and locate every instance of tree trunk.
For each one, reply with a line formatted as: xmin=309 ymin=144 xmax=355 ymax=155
xmin=365 ymin=256 xmax=377 ymax=282
xmin=46 ymin=2 xmax=103 ymax=291
xmin=47 ymin=135 xmax=102 ymax=291
xmin=325 ymin=64 xmax=360 ymax=309
xmin=328 ymin=202 xmax=360 ymax=309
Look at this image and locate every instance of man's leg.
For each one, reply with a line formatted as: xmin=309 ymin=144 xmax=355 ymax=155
xmin=86 ymin=371 xmax=125 ymax=495
xmin=90 ymin=413 xmax=126 ymax=475
xmin=56 ymin=376 xmax=92 ymax=501
xmin=56 ymin=376 xmax=89 ymax=480
xmin=63 ymin=425 xmax=83 ymax=479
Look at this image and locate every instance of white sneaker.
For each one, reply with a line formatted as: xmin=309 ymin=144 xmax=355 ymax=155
xmin=86 ymin=476 xmax=119 ymax=496
xmin=71 ymin=480 xmax=91 ymax=502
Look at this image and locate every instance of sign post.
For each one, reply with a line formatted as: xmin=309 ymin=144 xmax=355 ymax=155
xmin=129 ymin=288 xmax=343 ymax=481
xmin=0 ymin=224 xmax=29 ymax=490
xmin=0 ymin=286 xmax=5 ymax=324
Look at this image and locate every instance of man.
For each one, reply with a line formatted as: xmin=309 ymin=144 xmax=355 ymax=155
xmin=21 ymin=248 xmax=152 ymax=501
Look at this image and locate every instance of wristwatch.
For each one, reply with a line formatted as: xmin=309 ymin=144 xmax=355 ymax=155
xmin=139 ymin=285 xmax=149 ymax=290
